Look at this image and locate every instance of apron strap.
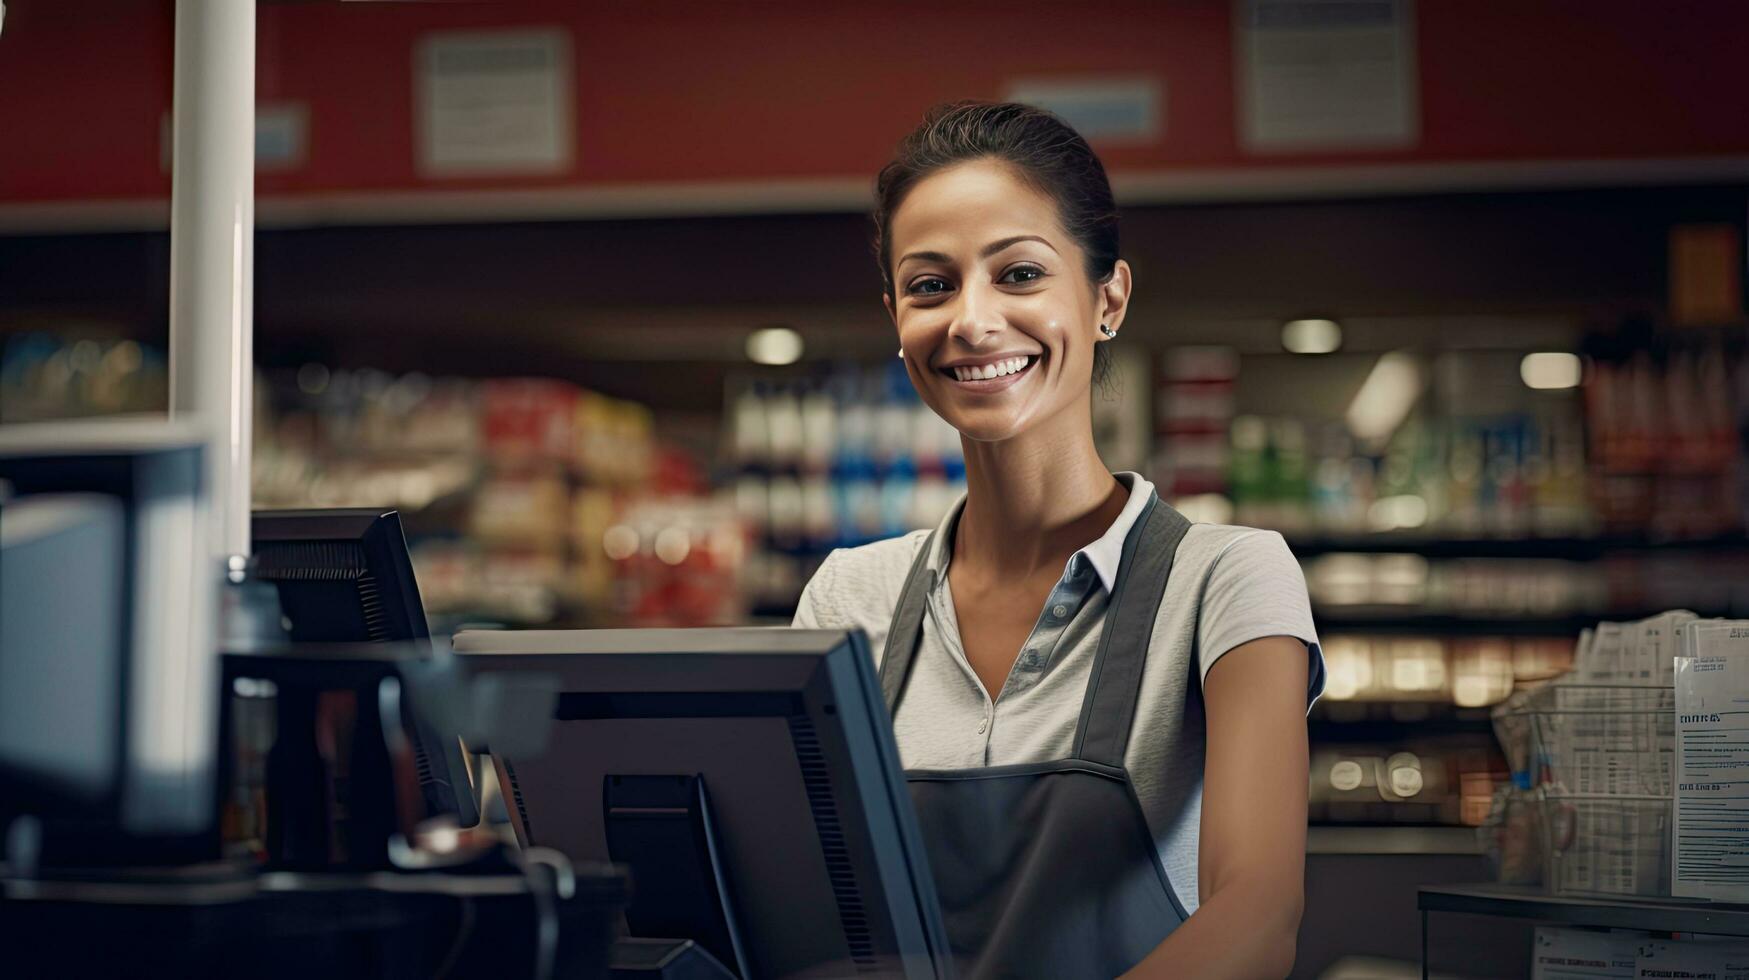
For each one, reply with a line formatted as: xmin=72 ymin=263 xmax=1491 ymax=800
xmin=1073 ymin=494 xmax=1193 ymax=768
xmin=879 ymin=531 xmax=938 ymax=715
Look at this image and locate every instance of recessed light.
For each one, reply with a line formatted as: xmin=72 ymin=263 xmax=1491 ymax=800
xmin=746 ymin=327 xmax=804 ymax=366
xmin=1282 ymin=318 xmax=1342 ymax=355
xmin=1520 ymin=352 xmax=1582 ymax=390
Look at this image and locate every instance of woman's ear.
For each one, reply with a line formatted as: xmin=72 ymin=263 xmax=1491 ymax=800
xmin=1097 ymin=260 xmax=1133 ymax=337
xmin=883 ymin=291 xmax=896 ymax=326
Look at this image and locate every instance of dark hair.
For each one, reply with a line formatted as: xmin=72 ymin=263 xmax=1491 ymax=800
xmin=873 ymin=101 xmax=1122 ymax=389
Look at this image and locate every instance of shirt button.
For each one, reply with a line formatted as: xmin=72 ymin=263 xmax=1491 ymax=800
xmin=1051 ymin=604 xmax=1069 ymax=618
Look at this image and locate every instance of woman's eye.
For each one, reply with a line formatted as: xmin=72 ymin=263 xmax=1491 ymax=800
xmin=999 ymin=265 xmax=1045 ymax=285
xmin=908 ymin=278 xmax=949 ymax=296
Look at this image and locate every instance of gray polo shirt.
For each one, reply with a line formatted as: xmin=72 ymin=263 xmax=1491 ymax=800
xmin=792 ymin=472 xmax=1324 ymax=914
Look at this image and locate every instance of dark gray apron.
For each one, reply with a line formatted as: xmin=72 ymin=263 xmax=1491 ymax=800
xmin=879 ymin=493 xmax=1193 ymax=980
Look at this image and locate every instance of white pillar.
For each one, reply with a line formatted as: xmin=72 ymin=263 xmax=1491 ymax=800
xmin=168 ymin=0 xmax=254 ymax=565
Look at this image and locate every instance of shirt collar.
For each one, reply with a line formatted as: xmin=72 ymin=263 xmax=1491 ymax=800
xmin=925 ymin=471 xmax=1157 ymax=593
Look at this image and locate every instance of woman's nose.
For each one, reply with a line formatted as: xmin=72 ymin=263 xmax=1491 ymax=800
xmin=947 ymin=284 xmax=1004 ymax=348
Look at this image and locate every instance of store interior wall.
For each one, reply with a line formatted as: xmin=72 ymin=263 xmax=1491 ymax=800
xmin=5 ymin=1 xmax=1749 ymax=208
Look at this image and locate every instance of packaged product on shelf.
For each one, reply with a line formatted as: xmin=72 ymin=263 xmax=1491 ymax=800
xmin=571 ymin=486 xmax=619 ymax=610
xmin=765 ymin=388 xmax=806 ymax=471
xmin=766 ymin=474 xmax=805 ymax=550
xmin=1673 ymin=651 xmax=1749 ymax=902
xmin=1532 ymin=926 xmax=1640 ymax=980
xmin=407 ymin=538 xmax=479 ymax=618
xmin=730 ymin=386 xmax=771 ymax=466
xmin=1383 ymin=638 xmax=1450 ymax=700
xmin=1309 ymin=746 xmax=1446 ymax=823
xmin=393 ymin=375 xmax=480 ymax=455
xmin=801 ymin=389 xmax=837 ymax=472
xmin=477 ymin=549 xmax=566 ymax=625
xmin=1155 ymin=346 xmax=1236 ymax=505
xmin=481 ymin=378 xmax=577 ymax=465
xmin=607 ymin=496 xmax=747 ymax=627
xmin=1451 ymin=638 xmax=1515 ymax=707
xmin=1309 ymin=740 xmax=1495 ymax=825
xmin=0 ymin=333 xmax=170 ymax=421
xmin=801 ymin=474 xmax=835 ymax=548
xmin=470 ymin=471 xmax=571 ymax=549
xmin=575 ymin=392 xmax=653 ymax=486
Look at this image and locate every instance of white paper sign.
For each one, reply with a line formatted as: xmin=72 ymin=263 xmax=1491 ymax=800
xmin=416 ymin=29 xmax=573 ymax=176
xmin=1237 ymin=0 xmax=1418 ymax=151
xmin=1636 ymin=938 xmax=1749 ymax=980
xmin=1674 ymin=654 xmax=1749 ymax=902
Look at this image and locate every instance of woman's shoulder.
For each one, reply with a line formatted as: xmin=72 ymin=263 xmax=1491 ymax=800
xmin=1173 ymin=520 xmax=1299 ymax=574
xmin=792 ymin=529 xmax=931 ymax=630
xmin=817 ymin=529 xmax=932 ymax=598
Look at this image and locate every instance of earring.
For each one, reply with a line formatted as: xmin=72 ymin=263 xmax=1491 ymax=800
xmin=1098 ymin=324 xmax=1117 ymax=339
xmin=897 ymin=348 xmax=905 ymax=359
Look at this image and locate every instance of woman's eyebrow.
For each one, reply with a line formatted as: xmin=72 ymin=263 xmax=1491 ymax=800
xmin=896 ymin=249 xmax=951 ymax=267
xmin=898 ymin=235 xmax=1059 ymax=268
xmin=980 ymin=234 xmax=1057 ymax=258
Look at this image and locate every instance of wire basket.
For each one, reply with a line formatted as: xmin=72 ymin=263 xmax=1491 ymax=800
xmin=1521 ymin=684 xmax=1675 ymax=797
xmin=1539 ymin=793 xmax=1672 ymax=898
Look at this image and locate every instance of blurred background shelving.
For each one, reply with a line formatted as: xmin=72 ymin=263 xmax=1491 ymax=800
xmin=5 ymin=0 xmax=1749 ymax=859
xmin=7 ymin=2 xmax=1749 ymax=975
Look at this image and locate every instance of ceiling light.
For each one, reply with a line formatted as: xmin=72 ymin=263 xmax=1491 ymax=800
xmin=1282 ymin=318 xmax=1342 ymax=354
xmin=1520 ymin=352 xmax=1582 ymax=390
xmin=746 ymin=327 xmax=804 ymax=366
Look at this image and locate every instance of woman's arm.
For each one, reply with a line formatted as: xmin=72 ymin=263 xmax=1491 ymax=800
xmin=1121 ymin=635 xmax=1311 ymax=980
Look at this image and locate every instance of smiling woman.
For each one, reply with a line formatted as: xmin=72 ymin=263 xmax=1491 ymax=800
xmin=794 ymin=102 xmax=1323 ymax=979
xmin=882 ymin=154 xmax=1126 ymax=449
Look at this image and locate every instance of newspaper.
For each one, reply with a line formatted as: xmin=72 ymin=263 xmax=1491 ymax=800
xmin=1684 ymin=621 xmax=1749 ymax=661
xmin=1573 ymin=613 xmax=1697 ymax=685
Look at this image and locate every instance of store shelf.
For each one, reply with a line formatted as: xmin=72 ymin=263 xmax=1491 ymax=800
xmin=1309 ymin=826 xmax=1482 ymax=856
xmin=1314 ymin=614 xmax=1600 ymax=636
xmin=1309 ymin=717 xmax=1495 ymax=742
xmin=1418 ymin=883 xmax=1749 ymax=934
xmin=1289 ymin=534 xmax=1749 ymax=560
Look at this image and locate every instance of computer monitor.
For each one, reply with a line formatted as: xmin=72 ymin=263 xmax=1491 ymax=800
xmin=252 ymin=508 xmax=430 ymax=644
xmin=452 ymin=627 xmax=952 ymax=980
xmin=0 ymin=418 xmax=219 ymax=865
xmin=250 ymin=508 xmax=477 ymax=827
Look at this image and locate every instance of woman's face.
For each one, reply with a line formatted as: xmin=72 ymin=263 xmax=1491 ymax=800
xmin=885 ymin=159 xmax=1128 ymax=444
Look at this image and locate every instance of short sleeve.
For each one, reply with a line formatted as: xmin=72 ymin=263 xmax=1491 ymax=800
xmin=1194 ymin=530 xmax=1325 ymax=704
xmin=791 ymin=549 xmax=846 ymax=629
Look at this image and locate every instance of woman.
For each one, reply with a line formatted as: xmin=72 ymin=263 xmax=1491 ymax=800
xmin=793 ymin=102 xmax=1324 ymax=980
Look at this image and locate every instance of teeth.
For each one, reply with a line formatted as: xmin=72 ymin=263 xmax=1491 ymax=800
xmin=953 ymin=356 xmax=1032 ymax=382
